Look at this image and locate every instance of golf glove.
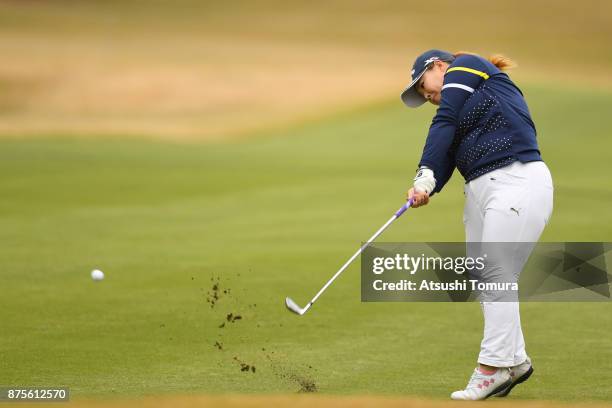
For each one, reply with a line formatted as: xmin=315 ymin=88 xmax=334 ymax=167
xmin=413 ymin=166 xmax=436 ymax=194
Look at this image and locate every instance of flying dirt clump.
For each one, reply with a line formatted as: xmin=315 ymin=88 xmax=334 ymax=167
xmin=218 ymin=312 xmax=242 ymax=328
xmin=206 ymin=271 xmax=312 ymax=383
xmin=206 ymin=276 xmax=225 ymax=309
xmin=226 ymin=313 xmax=242 ymax=322
xmin=206 ymin=273 xmax=257 ymax=375
xmin=233 ymin=356 xmax=256 ymax=373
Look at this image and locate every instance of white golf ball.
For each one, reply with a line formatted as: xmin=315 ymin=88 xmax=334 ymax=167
xmin=91 ymin=269 xmax=105 ymax=281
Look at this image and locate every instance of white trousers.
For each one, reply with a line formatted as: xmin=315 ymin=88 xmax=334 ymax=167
xmin=463 ymin=161 xmax=553 ymax=367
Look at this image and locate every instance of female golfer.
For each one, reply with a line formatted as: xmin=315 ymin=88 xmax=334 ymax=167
xmin=401 ymin=50 xmax=553 ymax=400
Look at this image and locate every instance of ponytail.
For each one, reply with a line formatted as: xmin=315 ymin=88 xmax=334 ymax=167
xmin=453 ymin=51 xmax=517 ymax=71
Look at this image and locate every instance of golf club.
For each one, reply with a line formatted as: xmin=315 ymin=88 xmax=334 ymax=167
xmin=285 ymin=199 xmax=414 ymax=315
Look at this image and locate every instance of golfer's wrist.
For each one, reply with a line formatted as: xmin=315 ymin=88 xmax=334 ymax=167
xmin=413 ymin=166 xmax=436 ymax=194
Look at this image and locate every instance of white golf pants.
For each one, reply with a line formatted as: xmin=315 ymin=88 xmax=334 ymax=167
xmin=463 ymin=160 xmax=553 ymax=367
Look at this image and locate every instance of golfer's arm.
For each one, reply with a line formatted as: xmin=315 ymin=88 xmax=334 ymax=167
xmin=432 ymin=158 xmax=455 ymax=195
xmin=417 ymin=103 xmax=459 ymax=195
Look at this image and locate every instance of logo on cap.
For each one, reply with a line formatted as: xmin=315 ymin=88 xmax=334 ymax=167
xmin=424 ymin=56 xmax=440 ymax=66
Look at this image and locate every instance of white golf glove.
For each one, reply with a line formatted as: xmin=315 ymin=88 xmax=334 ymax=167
xmin=413 ymin=166 xmax=436 ymax=194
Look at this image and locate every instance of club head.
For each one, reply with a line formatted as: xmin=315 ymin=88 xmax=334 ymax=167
xmin=285 ymin=297 xmax=306 ymax=315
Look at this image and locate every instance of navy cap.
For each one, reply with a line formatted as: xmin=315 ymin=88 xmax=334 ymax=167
xmin=400 ymin=49 xmax=455 ymax=108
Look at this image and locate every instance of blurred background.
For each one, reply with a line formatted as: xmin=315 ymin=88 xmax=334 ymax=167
xmin=1 ymin=0 xmax=610 ymax=139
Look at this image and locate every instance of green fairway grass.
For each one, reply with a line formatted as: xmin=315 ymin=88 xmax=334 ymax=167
xmin=1 ymin=84 xmax=611 ymax=401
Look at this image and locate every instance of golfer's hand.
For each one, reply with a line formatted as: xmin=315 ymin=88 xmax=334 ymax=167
xmin=407 ymin=188 xmax=430 ymax=208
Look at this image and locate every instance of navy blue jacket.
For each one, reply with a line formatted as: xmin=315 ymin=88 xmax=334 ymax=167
xmin=418 ymin=54 xmax=542 ymax=194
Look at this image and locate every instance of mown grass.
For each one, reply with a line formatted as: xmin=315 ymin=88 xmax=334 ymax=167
xmin=1 ymin=84 xmax=611 ymax=401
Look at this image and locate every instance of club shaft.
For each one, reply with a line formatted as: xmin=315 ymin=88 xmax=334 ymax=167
xmin=307 ymin=213 xmax=400 ymax=306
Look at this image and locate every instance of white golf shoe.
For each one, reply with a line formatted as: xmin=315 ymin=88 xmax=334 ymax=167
xmin=495 ymin=357 xmax=534 ymax=397
xmin=450 ymin=367 xmax=512 ymax=400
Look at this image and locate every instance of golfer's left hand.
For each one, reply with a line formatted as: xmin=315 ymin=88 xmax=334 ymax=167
xmin=407 ymin=187 xmax=430 ymax=208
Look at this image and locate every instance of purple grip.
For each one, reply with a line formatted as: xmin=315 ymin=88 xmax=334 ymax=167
xmin=394 ymin=199 xmax=413 ymax=218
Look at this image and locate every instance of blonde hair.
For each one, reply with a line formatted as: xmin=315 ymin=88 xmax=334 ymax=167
xmin=453 ymin=51 xmax=516 ymax=71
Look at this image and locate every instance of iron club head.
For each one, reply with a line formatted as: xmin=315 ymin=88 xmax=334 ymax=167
xmin=285 ymin=297 xmax=307 ymax=315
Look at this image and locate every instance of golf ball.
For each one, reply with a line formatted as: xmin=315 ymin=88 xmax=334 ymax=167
xmin=91 ymin=269 xmax=105 ymax=281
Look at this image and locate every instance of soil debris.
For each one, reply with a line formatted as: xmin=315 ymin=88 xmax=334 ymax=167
xmin=233 ymin=356 xmax=256 ymax=373
xmin=226 ymin=313 xmax=242 ymax=323
xmin=265 ymin=354 xmax=317 ymax=393
xmin=206 ymin=276 xmax=222 ymax=309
